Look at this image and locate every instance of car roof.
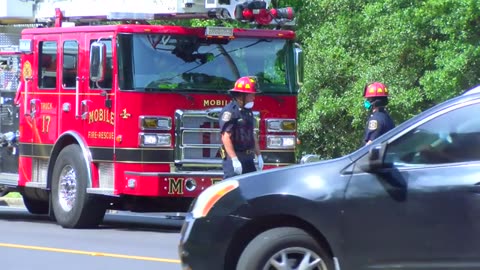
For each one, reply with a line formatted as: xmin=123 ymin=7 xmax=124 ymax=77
xmin=462 ymin=85 xmax=480 ymax=96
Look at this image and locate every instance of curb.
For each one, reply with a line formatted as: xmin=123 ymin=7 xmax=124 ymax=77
xmin=0 ymin=197 xmax=25 ymax=208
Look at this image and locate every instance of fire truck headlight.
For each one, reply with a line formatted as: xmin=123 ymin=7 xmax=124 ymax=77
xmin=139 ymin=133 xmax=171 ymax=147
xmin=266 ymin=119 xmax=296 ymax=132
xmin=266 ymin=135 xmax=296 ymax=149
xmin=140 ymin=116 xmax=172 ymax=131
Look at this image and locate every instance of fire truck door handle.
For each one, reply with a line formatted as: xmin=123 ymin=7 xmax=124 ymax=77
xmin=75 ymin=76 xmax=80 ymax=118
xmin=81 ymin=100 xmax=89 ymax=120
xmin=23 ymin=77 xmax=32 ymax=116
xmin=29 ymin=99 xmax=38 ymax=118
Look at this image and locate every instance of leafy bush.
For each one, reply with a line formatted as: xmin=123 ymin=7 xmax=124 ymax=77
xmin=296 ymin=0 xmax=480 ymax=159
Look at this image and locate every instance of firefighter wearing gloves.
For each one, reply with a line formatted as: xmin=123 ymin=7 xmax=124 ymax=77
xmin=363 ymin=82 xmax=395 ymax=145
xmin=219 ymin=76 xmax=263 ymax=179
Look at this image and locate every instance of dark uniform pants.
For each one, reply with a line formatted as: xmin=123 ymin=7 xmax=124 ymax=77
xmin=223 ymin=153 xmax=256 ymax=179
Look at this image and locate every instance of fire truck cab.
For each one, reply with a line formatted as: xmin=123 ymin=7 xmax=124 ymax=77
xmin=0 ymin=0 xmax=303 ymax=228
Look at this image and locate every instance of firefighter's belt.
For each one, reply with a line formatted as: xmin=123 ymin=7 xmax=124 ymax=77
xmin=236 ymin=149 xmax=255 ymax=155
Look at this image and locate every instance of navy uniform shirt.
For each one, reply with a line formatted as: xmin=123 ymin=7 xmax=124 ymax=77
xmin=363 ymin=108 xmax=395 ymax=143
xmin=219 ymin=100 xmax=255 ymax=151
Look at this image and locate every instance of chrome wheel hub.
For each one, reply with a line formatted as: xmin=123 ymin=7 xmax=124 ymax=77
xmin=58 ymin=165 xmax=77 ymax=212
xmin=263 ymin=247 xmax=327 ymax=270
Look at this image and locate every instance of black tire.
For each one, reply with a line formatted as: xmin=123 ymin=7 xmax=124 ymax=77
xmin=22 ymin=195 xmax=49 ymax=214
xmin=51 ymin=144 xmax=106 ymax=228
xmin=236 ymin=227 xmax=332 ymax=270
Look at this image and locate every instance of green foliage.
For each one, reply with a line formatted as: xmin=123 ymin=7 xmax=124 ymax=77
xmin=297 ymin=0 xmax=480 ymax=159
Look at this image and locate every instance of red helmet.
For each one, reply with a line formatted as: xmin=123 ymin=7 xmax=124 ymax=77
xmin=230 ymin=76 xmax=259 ymax=94
xmin=364 ymin=82 xmax=389 ymax=98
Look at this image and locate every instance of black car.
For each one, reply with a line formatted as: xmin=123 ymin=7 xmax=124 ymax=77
xmin=179 ymin=90 xmax=480 ymax=270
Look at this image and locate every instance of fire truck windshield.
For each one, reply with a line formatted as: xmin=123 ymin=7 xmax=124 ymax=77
xmin=117 ymin=34 xmax=295 ymax=94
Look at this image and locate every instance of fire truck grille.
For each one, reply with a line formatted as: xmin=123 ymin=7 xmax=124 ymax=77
xmin=174 ymin=109 xmax=259 ymax=169
xmin=175 ymin=109 xmax=222 ymax=166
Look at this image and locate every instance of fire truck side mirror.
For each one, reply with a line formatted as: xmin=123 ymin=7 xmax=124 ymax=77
xmin=294 ymin=43 xmax=304 ymax=87
xmin=90 ymin=42 xmax=106 ymax=83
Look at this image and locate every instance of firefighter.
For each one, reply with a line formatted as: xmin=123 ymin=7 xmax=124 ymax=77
xmin=363 ymin=82 xmax=395 ymax=145
xmin=219 ymin=76 xmax=263 ymax=179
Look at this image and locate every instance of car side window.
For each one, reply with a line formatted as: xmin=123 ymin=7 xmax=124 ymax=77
xmin=385 ymin=103 xmax=480 ymax=165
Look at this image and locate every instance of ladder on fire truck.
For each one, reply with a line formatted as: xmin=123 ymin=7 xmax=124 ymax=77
xmin=1 ymin=0 xmax=294 ymax=27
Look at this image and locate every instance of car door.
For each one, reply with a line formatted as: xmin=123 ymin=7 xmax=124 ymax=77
xmin=342 ymin=100 xmax=480 ymax=270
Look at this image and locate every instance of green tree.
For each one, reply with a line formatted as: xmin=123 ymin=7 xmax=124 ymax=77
xmin=297 ymin=0 xmax=480 ymax=159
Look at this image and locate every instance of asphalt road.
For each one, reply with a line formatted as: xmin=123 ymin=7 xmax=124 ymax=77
xmin=0 ymin=206 xmax=184 ymax=270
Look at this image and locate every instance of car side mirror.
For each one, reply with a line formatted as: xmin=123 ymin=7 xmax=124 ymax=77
xmin=357 ymin=143 xmax=387 ymax=173
xmin=300 ymin=154 xmax=320 ymax=164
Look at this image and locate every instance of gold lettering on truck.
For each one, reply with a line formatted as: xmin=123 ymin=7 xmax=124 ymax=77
xmin=87 ymin=131 xmax=114 ymax=140
xmin=88 ymin=109 xmax=114 ymax=125
xmin=41 ymin=103 xmax=53 ymax=110
xmin=211 ymin=178 xmax=222 ymax=185
xmin=203 ymin=100 xmax=228 ymax=107
xmin=168 ymin=178 xmax=184 ymax=195
xmin=41 ymin=115 xmax=51 ymax=133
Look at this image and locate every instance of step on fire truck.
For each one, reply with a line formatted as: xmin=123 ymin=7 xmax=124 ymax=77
xmin=0 ymin=0 xmax=303 ymax=228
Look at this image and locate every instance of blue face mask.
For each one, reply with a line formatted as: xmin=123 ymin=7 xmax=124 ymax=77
xmin=364 ymin=100 xmax=372 ymax=110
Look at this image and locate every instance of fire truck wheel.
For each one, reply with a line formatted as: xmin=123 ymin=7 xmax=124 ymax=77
xmin=51 ymin=144 xmax=107 ymax=228
xmin=22 ymin=195 xmax=49 ymax=214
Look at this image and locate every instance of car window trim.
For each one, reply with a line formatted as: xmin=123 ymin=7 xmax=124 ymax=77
xmin=386 ymin=99 xmax=480 ymax=144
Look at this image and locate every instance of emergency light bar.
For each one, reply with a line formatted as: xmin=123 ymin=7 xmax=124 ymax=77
xmin=234 ymin=0 xmax=294 ymax=25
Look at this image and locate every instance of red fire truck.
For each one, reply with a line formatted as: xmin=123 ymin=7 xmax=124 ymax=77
xmin=0 ymin=0 xmax=303 ymax=228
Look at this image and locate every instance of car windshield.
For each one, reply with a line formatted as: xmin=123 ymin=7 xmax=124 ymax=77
xmin=117 ymin=33 xmax=293 ymax=94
